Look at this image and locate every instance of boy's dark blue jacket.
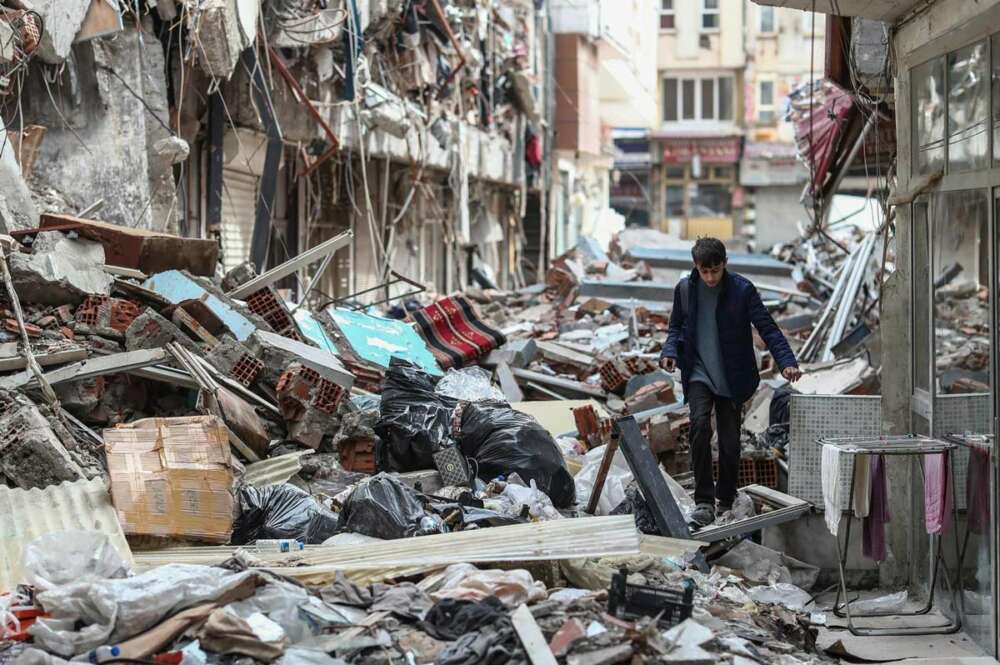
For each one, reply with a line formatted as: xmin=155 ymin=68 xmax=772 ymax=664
xmin=660 ymin=269 xmax=798 ymax=405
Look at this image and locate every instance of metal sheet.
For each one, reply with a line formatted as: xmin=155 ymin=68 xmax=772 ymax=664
xmin=0 ymin=478 xmax=133 ymax=592
xmin=144 ymin=270 xmax=258 ymax=341
xmin=243 ymin=450 xmax=314 ymax=487
xmin=625 ymin=247 xmax=794 ymax=277
xmin=327 ymin=307 xmax=442 ymax=376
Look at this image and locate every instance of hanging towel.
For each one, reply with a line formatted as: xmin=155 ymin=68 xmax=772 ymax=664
xmin=924 ymin=452 xmax=953 ymax=535
xmin=852 ymin=454 xmax=872 ymax=518
xmin=966 ymin=447 xmax=991 ymax=536
xmin=822 ymin=444 xmax=843 ymax=536
xmin=862 ymin=455 xmax=890 ymax=561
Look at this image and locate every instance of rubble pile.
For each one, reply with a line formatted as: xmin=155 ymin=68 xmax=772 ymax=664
xmin=0 ymin=220 xmax=855 ymax=665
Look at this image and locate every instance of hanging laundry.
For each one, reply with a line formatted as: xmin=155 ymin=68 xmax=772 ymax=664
xmin=923 ymin=452 xmax=953 ymax=535
xmin=852 ymin=454 xmax=871 ymax=519
xmin=966 ymin=447 xmax=991 ymax=536
xmin=821 ymin=444 xmax=843 ymax=536
xmin=862 ymin=455 xmax=890 ymax=562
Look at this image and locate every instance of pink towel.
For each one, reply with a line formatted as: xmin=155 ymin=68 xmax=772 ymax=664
xmin=923 ymin=453 xmax=953 ymax=535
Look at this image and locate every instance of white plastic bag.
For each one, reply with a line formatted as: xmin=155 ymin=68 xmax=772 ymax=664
xmin=434 ymin=367 xmax=506 ymax=402
xmin=31 ymin=564 xmax=257 ymax=657
xmin=575 ymin=445 xmax=695 ymax=521
xmin=747 ymin=583 xmax=812 ymax=611
xmin=847 ymin=590 xmax=907 ymax=614
xmin=23 ymin=532 xmax=130 ymax=592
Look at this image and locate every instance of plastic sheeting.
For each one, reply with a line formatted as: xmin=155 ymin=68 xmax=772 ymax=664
xmin=431 ymin=563 xmax=547 ymax=607
xmin=30 ymin=564 xmax=258 ymax=657
xmin=575 ymin=445 xmax=695 ymax=521
xmin=435 ymin=367 xmax=506 ymax=403
xmin=22 ymin=532 xmax=130 ymax=592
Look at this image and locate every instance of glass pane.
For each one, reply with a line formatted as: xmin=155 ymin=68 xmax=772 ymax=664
xmin=912 ymin=56 xmax=945 ymax=176
xmin=931 ymin=189 xmax=989 ymax=396
xmin=992 ymin=33 xmax=1000 ymax=164
xmin=947 ymin=42 xmax=988 ymax=172
xmin=718 ymin=77 xmax=733 ymax=120
xmin=659 ymin=13 xmax=675 ymax=30
xmin=665 ymin=185 xmax=685 ymax=217
xmin=682 ymin=79 xmax=695 ymax=119
xmin=665 ymin=166 xmax=686 ymax=179
xmin=760 ymin=80 xmax=774 ymax=106
xmin=702 ymin=13 xmax=719 ymax=29
xmin=760 ymin=7 xmax=775 ymax=32
xmin=689 ymin=183 xmax=731 ymax=216
xmin=912 ymin=200 xmax=930 ymax=392
xmin=704 ymin=0 xmax=718 ymax=8
xmin=661 ymin=0 xmax=673 ymax=8
xmin=663 ymin=78 xmax=678 ymax=122
xmin=701 ymin=79 xmax=715 ymax=119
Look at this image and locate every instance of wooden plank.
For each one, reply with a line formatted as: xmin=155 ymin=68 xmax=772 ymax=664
xmin=172 ymin=307 xmax=220 ymax=348
xmin=0 ymin=348 xmax=167 ymax=390
xmin=585 ymin=437 xmax=619 ymax=514
xmin=0 ymin=344 xmax=87 ymax=371
xmin=512 ymin=604 xmax=559 ymax=665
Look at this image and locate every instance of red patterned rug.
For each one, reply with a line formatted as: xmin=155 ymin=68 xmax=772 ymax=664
xmin=412 ymin=295 xmax=506 ymax=369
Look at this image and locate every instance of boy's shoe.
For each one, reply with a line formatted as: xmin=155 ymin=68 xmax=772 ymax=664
xmin=689 ymin=503 xmax=716 ymax=529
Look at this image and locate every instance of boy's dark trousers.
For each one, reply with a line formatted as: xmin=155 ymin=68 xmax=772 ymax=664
xmin=687 ymin=381 xmax=742 ymax=508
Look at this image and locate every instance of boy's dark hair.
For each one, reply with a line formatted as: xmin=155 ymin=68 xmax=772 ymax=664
xmin=691 ymin=237 xmax=727 ymax=267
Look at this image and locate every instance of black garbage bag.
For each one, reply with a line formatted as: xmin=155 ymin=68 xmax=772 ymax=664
xmin=455 ymin=401 xmax=575 ymax=509
xmin=610 ymin=484 xmax=661 ymax=536
xmin=338 ymin=473 xmax=445 ymax=539
xmin=232 ymin=484 xmax=340 ymax=545
xmin=375 ymin=358 xmax=458 ymax=471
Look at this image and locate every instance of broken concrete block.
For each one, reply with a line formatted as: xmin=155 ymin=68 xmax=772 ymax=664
xmin=9 ymin=232 xmax=113 ymax=305
xmin=205 ymin=336 xmax=264 ymax=387
xmin=221 ymin=260 xmax=257 ymax=293
xmin=191 ymin=0 xmax=257 ymax=80
xmin=153 ymin=136 xmax=190 ymax=165
xmin=276 ymin=363 xmax=345 ymax=450
xmin=33 ymin=0 xmax=92 ymax=64
xmin=255 ymin=330 xmax=355 ymax=390
xmin=0 ymin=392 xmax=87 ymax=489
xmin=0 ymin=22 xmax=15 ymax=64
xmin=124 ymin=308 xmax=201 ymax=355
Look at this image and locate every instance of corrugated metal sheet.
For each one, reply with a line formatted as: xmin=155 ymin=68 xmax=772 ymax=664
xmin=0 ymin=478 xmax=133 ymax=592
xmin=220 ymin=168 xmax=258 ymax=274
xmin=243 ymin=450 xmax=314 ymax=487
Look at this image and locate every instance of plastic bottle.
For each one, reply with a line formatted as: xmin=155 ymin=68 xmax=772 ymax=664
xmin=253 ymin=539 xmax=304 ymax=553
xmin=88 ymin=645 xmax=121 ymax=664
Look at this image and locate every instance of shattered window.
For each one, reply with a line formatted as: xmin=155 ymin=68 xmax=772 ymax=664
xmin=911 ymin=56 xmax=945 ymax=176
xmin=946 ymin=41 xmax=989 ymax=172
xmin=931 ymin=189 xmax=989 ymax=396
xmin=718 ymin=77 xmax=734 ymax=121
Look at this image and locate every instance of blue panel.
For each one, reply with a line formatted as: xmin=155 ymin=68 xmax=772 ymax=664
xmin=143 ymin=270 xmax=258 ymax=341
xmin=293 ymin=310 xmax=339 ymax=354
xmin=627 ymin=247 xmax=793 ymax=275
xmin=327 ymin=307 xmax=442 ymax=376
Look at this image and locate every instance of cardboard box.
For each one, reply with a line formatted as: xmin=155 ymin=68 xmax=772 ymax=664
xmin=105 ymin=416 xmax=234 ymax=542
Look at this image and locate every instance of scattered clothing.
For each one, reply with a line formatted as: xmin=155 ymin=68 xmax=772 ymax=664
xmin=821 ymin=444 xmax=843 ymax=536
xmin=421 ymin=597 xmax=508 ymax=641
xmin=421 ymin=597 xmax=521 ymax=665
xmin=196 ymin=608 xmax=287 ymax=663
xmin=370 ymin=582 xmax=434 ymax=622
xmin=862 ymin=455 xmax=890 ymax=562
xmin=924 ymin=452 xmax=953 ymax=535
xmin=320 ymin=573 xmax=373 ymax=608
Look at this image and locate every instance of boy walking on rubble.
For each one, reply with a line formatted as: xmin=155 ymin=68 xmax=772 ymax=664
xmin=660 ymin=238 xmax=801 ymax=528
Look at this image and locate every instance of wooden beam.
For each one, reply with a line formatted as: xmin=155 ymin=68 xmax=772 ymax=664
xmin=512 ymin=605 xmax=558 ymax=665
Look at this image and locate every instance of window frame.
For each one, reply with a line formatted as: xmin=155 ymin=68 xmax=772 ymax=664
xmin=701 ymin=0 xmax=720 ymax=32
xmin=757 ymin=78 xmax=776 ymax=123
xmin=662 ymin=75 xmax=735 ymax=123
xmin=759 ymin=6 xmax=776 ymax=35
xmin=659 ymin=0 xmax=675 ymax=32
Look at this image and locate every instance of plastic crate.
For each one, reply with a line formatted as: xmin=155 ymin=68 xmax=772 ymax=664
xmin=607 ymin=567 xmax=694 ymax=628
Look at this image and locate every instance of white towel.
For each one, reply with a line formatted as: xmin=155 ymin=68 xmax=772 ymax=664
xmin=822 ymin=444 xmax=843 ymax=536
xmin=852 ymin=454 xmax=871 ymax=518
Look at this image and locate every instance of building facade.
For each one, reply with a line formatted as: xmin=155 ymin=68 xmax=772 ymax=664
xmin=742 ymin=4 xmax=824 ymax=250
